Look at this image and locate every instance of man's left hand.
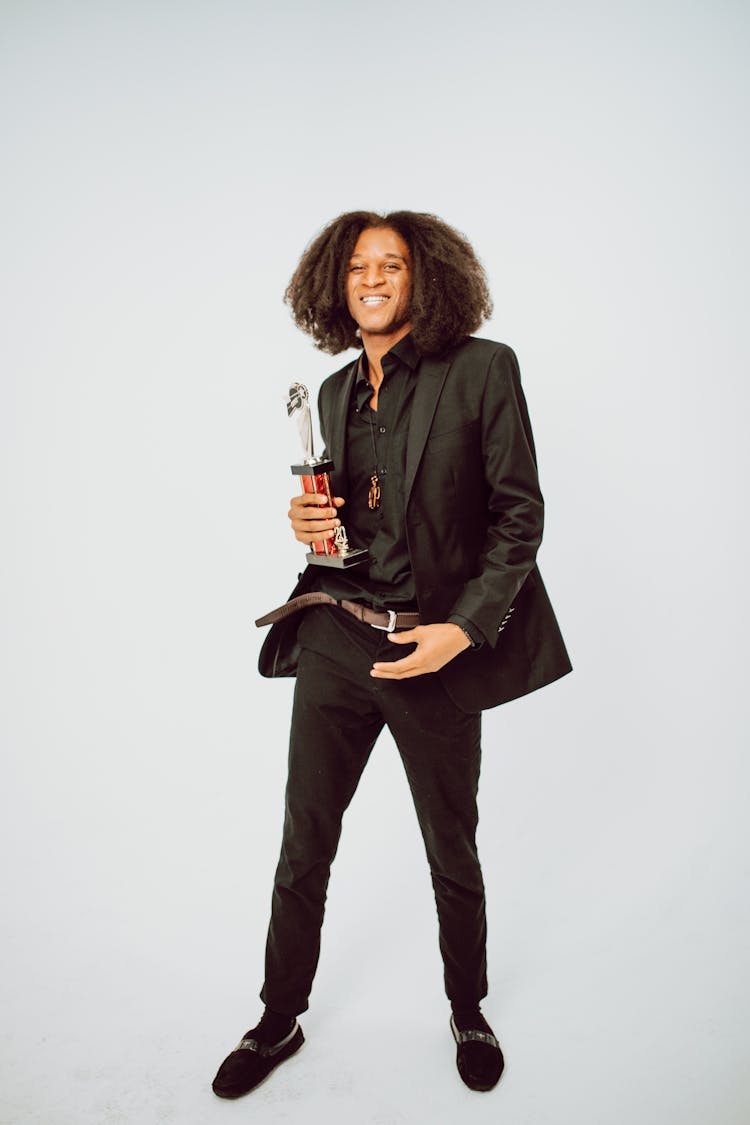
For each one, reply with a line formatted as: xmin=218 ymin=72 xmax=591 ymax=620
xmin=370 ymin=623 xmax=471 ymax=680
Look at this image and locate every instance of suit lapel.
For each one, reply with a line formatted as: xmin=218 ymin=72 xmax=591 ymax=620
xmin=404 ymin=356 xmax=451 ymax=504
xmin=327 ymin=359 xmax=358 ymax=483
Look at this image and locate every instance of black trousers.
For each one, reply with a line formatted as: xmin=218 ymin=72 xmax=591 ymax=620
xmin=260 ymin=606 xmax=487 ymax=1016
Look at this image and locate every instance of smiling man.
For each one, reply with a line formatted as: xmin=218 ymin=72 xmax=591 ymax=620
xmin=212 ymin=211 xmax=571 ymax=1098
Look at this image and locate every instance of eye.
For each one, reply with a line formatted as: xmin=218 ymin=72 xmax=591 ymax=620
xmin=349 ymin=265 xmax=365 ymax=273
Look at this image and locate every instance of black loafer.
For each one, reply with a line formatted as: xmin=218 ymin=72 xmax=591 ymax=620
xmin=212 ymin=1021 xmax=304 ymax=1098
xmin=450 ymin=1013 xmax=504 ymax=1092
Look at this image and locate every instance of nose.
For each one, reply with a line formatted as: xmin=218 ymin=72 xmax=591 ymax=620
xmin=363 ymin=264 xmax=385 ymax=287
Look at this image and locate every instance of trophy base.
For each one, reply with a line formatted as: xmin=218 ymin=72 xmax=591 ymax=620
xmin=291 ymin=459 xmax=334 ymax=476
xmin=306 ymin=548 xmax=369 ymax=569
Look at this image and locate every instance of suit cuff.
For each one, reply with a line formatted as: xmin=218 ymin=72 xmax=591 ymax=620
xmin=447 ymin=614 xmax=486 ymax=650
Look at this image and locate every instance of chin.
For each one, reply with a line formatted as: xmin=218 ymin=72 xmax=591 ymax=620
xmin=362 ymin=318 xmax=411 ymax=338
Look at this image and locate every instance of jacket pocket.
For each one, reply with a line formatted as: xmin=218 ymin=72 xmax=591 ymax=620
xmin=425 ymin=418 xmax=480 ymax=449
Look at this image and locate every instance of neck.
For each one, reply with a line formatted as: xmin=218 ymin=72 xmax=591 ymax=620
xmin=361 ymin=323 xmax=411 ymax=390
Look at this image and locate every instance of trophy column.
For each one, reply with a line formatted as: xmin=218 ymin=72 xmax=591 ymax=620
xmin=291 ymin=457 xmax=369 ymax=568
xmin=287 ymin=381 xmax=368 ymax=569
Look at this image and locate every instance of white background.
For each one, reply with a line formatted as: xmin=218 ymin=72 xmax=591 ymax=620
xmin=1 ymin=1 xmax=748 ymax=1123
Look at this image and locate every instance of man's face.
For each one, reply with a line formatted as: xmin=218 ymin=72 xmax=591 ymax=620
xmin=345 ymin=226 xmax=412 ymax=346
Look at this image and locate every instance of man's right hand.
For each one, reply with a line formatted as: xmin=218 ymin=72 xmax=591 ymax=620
xmin=288 ymin=492 xmax=346 ymax=546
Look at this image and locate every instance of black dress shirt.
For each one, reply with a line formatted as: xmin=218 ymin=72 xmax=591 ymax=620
xmin=312 ymin=332 xmax=418 ymax=608
xmin=310 ymin=333 xmax=484 ymax=646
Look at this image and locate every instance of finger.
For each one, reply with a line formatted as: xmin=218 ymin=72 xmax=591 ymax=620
xmin=289 ymin=492 xmax=331 ymax=510
xmin=370 ymin=665 xmax=425 ymax=679
xmin=290 ymin=517 xmax=340 ymax=533
xmin=372 ymin=655 xmax=417 ymax=669
xmin=290 ymin=508 xmax=341 ymax=524
xmin=370 ymin=655 xmax=419 ymax=675
xmin=294 ymin=493 xmax=344 ymax=509
xmin=295 ymin=530 xmax=337 ymax=544
xmin=386 ymin=629 xmax=419 ymax=644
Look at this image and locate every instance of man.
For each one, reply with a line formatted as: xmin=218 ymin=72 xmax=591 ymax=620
xmin=212 ymin=211 xmax=571 ymax=1098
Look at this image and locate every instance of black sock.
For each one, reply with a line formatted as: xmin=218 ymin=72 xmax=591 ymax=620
xmin=452 ymin=1006 xmax=492 ymax=1034
xmin=253 ymin=1008 xmax=295 ymax=1044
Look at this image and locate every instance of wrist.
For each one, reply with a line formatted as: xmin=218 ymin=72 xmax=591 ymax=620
xmin=447 ymin=614 xmax=484 ymax=650
xmin=452 ymin=624 xmax=474 ymax=651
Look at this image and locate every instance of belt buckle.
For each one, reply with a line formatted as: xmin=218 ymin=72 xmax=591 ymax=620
xmin=371 ymin=609 xmax=398 ymax=632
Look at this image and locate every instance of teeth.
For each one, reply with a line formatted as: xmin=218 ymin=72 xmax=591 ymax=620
xmin=362 ymin=296 xmax=388 ymax=304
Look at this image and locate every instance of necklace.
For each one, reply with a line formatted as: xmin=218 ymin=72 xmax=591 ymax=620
xmin=357 ymin=356 xmax=382 ymax=510
xmin=366 ymin=408 xmax=381 ymax=510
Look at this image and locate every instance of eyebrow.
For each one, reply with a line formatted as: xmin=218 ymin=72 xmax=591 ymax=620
xmin=348 ymin=252 xmax=409 ymax=263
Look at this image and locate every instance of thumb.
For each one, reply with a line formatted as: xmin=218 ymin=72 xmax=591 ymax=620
xmin=333 ymin=496 xmax=346 ymax=508
xmin=387 ymin=628 xmax=418 ymax=644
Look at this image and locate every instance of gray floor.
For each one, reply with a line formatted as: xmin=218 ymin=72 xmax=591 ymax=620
xmin=2 ymin=686 xmax=746 ymax=1125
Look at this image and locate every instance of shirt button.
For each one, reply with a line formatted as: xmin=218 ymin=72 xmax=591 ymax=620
xmin=379 ymin=426 xmax=386 ymax=434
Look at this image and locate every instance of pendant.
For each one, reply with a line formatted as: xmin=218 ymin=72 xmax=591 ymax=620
xmin=368 ymin=473 xmax=381 ymax=510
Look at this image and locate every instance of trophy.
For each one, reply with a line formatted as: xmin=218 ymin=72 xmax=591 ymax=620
xmin=286 ymin=383 xmax=368 ymax=568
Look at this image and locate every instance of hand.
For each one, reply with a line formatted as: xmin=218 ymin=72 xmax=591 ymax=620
xmin=288 ymin=492 xmax=346 ymax=546
xmin=370 ymin=623 xmax=471 ymax=679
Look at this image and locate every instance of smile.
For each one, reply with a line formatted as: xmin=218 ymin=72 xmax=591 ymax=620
xmin=361 ymin=296 xmax=389 ymax=304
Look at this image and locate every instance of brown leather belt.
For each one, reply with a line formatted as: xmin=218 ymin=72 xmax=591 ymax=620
xmin=255 ymin=592 xmax=420 ymax=632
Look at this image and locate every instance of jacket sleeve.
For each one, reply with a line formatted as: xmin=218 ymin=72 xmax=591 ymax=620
xmin=447 ymin=345 xmax=544 ymax=647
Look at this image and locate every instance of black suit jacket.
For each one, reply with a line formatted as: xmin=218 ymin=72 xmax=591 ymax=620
xmin=258 ymin=337 xmax=571 ymax=712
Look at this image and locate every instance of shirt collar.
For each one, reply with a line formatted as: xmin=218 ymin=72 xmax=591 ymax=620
xmin=355 ymin=331 xmax=419 ymax=384
xmin=384 ymin=331 xmax=419 ymax=372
